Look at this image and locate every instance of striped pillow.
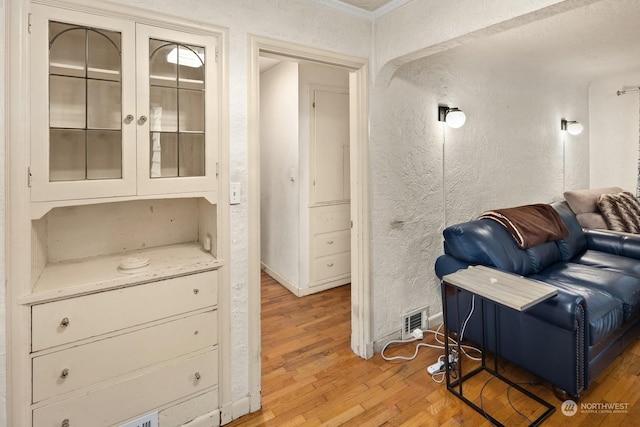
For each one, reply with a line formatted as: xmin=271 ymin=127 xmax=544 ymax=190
xmin=597 ymin=191 xmax=640 ymax=233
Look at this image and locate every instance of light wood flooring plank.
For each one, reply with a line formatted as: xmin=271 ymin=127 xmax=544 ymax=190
xmin=227 ymin=272 xmax=640 ymax=426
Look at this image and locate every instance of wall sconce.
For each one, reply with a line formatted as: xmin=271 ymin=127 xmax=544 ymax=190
xmin=561 ymin=119 xmax=583 ymax=136
xmin=438 ymin=106 xmax=466 ymax=129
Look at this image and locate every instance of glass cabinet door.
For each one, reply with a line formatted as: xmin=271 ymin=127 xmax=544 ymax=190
xmin=49 ymin=22 xmax=123 ymax=181
xmin=148 ymin=40 xmax=205 ymax=178
xmin=136 ymin=25 xmax=218 ymax=196
xmin=30 ymin=5 xmax=137 ymax=202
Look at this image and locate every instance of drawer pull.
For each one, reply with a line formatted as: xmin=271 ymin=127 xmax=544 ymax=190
xmin=60 ymin=368 xmax=69 ymax=379
xmin=327 ymin=240 xmax=334 ymax=244
xmin=60 ymin=317 xmax=70 ymax=328
xmin=327 ymin=262 xmax=334 ymax=267
xmin=194 ymin=372 xmax=201 ymax=380
xmin=193 ymin=288 xmax=199 ymax=295
xmin=61 ymin=419 xmax=70 ymax=427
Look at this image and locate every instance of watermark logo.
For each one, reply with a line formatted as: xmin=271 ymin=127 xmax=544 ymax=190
xmin=561 ymin=400 xmax=630 ymax=416
xmin=561 ymin=400 xmax=578 ymax=417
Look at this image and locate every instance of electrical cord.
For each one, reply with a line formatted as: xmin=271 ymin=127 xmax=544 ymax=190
xmin=506 ymin=381 xmax=545 ymax=425
xmin=433 ymin=321 xmax=482 ymax=361
xmin=381 ymin=294 xmax=483 ymax=385
xmin=381 ymin=328 xmax=482 ymax=385
xmin=380 ymin=330 xmax=448 ymax=362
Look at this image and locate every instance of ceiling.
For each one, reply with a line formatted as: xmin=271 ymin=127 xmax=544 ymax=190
xmin=416 ymin=0 xmax=640 ymax=88
xmin=264 ymin=0 xmax=640 ymax=88
xmin=335 ymin=0 xmax=396 ymax=12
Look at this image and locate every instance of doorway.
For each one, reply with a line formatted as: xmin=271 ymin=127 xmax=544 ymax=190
xmin=247 ymin=36 xmax=370 ymax=411
xmin=259 ymin=57 xmax=351 ymax=296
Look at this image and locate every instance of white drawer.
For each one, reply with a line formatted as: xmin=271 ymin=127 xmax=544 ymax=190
xmin=313 ymin=252 xmax=351 ymax=282
xmin=311 ymin=204 xmax=350 ymax=234
xmin=32 ymin=270 xmax=218 ymax=352
xmin=33 ymin=349 xmax=218 ymax=427
xmin=314 ymin=230 xmax=350 ymax=257
xmin=33 ymin=310 xmax=217 ymax=403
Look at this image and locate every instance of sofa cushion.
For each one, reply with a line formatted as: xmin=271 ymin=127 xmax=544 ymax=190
xmin=443 ymin=219 xmax=535 ymax=276
xmin=574 ymin=250 xmax=640 ymax=278
xmin=552 ymin=202 xmax=587 ymax=261
xmin=564 ymin=187 xmax=624 ymax=214
xmin=525 ymin=242 xmax=563 ymax=274
xmin=539 ymin=262 xmax=640 ymax=322
xmin=531 ymin=272 xmax=623 ymax=346
xmin=576 ymin=212 xmax=608 ymax=230
xmin=597 ymin=191 xmax=640 ymax=233
xmin=564 ymin=187 xmax=623 ymax=229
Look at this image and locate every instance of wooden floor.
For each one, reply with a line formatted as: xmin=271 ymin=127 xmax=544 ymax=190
xmin=226 ymin=272 xmax=640 ymax=426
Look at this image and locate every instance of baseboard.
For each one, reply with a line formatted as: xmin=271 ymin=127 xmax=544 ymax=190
xmin=301 ymin=276 xmax=350 ymax=296
xmin=261 ymin=262 xmax=301 ymax=297
xmin=232 ymin=395 xmax=251 ymax=420
xmin=218 ymin=392 xmax=260 ymax=426
xmin=428 ymin=311 xmax=443 ymax=329
xmin=182 ymin=409 xmax=220 ymax=427
xmin=372 ymin=329 xmax=402 ymax=354
xmin=371 ymin=311 xmax=443 ymax=354
xmin=261 ymin=263 xmax=350 ymax=297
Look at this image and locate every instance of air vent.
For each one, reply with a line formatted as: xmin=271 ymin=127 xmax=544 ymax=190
xmin=401 ymin=306 xmax=429 ymax=340
xmin=119 ymin=412 xmax=158 ymax=427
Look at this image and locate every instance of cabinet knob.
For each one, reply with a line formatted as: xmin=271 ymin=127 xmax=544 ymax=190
xmin=194 ymin=372 xmax=201 ymax=380
xmin=327 ymin=240 xmax=334 ymax=244
xmin=138 ymin=115 xmax=148 ymax=125
xmin=124 ymin=114 xmax=134 ymax=123
xmin=327 ymin=262 xmax=334 ymax=267
xmin=193 ymin=288 xmax=199 ymax=295
xmin=61 ymin=419 xmax=70 ymax=427
xmin=60 ymin=368 xmax=69 ymax=379
xmin=60 ymin=317 xmax=70 ymax=328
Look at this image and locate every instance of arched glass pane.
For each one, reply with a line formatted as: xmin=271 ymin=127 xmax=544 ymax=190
xmin=177 ymin=45 xmax=205 ymax=90
xmin=87 ymin=29 xmax=121 ymax=81
xmin=49 ymin=23 xmax=85 ymax=77
xmin=150 ymin=41 xmax=178 ymax=88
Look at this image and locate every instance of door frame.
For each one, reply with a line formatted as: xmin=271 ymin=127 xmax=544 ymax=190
xmin=247 ymin=35 xmax=371 ymax=410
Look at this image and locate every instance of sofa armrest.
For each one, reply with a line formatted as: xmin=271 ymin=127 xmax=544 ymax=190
xmin=435 ymin=255 xmax=474 ymax=278
xmin=584 ymin=228 xmax=640 ymax=260
xmin=525 ymin=287 xmax=585 ymax=332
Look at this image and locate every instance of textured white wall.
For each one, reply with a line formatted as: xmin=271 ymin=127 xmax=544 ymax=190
xmin=369 ymin=42 xmax=590 ymax=341
xmin=589 ymin=70 xmax=640 ymax=191
xmin=260 ymin=61 xmax=300 ymax=285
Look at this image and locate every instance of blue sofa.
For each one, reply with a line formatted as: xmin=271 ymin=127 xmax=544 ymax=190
xmin=435 ymin=201 xmax=640 ymax=398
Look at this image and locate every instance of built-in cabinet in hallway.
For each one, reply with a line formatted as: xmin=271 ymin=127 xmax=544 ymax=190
xmin=16 ymin=2 xmax=227 ymax=426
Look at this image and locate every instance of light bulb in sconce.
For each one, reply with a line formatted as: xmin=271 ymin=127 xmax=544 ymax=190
xmin=561 ymin=119 xmax=583 ymax=136
xmin=438 ymin=106 xmax=466 ymax=129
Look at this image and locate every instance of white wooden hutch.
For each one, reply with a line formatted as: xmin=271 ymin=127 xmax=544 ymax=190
xmin=6 ymin=0 xmax=230 ymax=425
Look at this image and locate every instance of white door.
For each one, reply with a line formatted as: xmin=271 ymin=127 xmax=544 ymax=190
xmin=311 ymin=88 xmax=350 ymax=204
